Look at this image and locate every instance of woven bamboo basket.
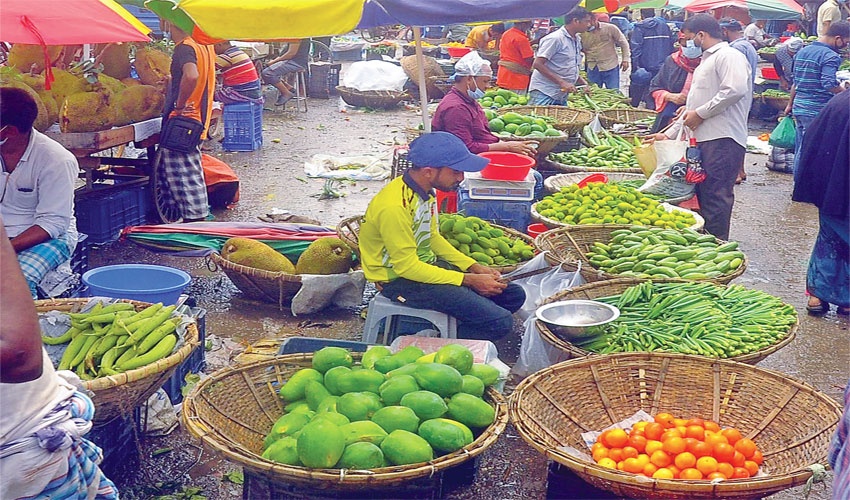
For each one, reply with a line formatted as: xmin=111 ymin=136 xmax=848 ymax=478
xmin=544 ymin=172 xmax=697 ymax=206
xmin=535 ymin=225 xmax=747 ymax=284
xmin=535 ymin=278 xmax=797 ymax=365
xmin=336 ymin=215 xmax=535 ymax=273
xmin=496 ymin=106 xmax=594 ymax=135
xmin=598 ymin=109 xmax=658 ymax=129
xmin=208 ymin=252 xmax=302 ymax=310
xmin=509 ymin=352 xmax=840 ymax=499
xmin=530 ymin=201 xmax=705 ymax=232
xmin=182 ymin=353 xmax=509 ymax=487
xmin=336 ymin=87 xmax=408 ymax=109
xmin=544 ymin=154 xmax=644 ymax=175
xmin=35 ymin=298 xmax=199 ymax=423
xmin=762 ymin=95 xmax=791 ymax=112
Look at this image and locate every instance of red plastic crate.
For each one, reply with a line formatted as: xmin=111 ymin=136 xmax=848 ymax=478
xmin=761 ymin=67 xmax=779 ymax=80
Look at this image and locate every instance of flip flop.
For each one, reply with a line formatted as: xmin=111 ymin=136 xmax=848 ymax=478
xmin=806 ymin=299 xmax=829 ymax=315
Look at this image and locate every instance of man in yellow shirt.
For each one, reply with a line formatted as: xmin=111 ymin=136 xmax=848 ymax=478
xmin=465 ymin=24 xmax=505 ymax=51
xmin=359 ymin=132 xmax=526 ymax=340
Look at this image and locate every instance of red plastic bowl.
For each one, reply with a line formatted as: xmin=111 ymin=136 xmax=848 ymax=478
xmin=477 ymin=152 xmax=536 ymax=181
xmin=527 ymin=223 xmax=549 ymax=239
xmin=447 ymin=46 xmax=472 ymax=58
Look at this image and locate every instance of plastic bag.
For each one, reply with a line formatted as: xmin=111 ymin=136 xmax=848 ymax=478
xmin=513 ymin=316 xmax=572 ymax=378
xmin=637 ymin=136 xmax=694 ymax=199
xmin=768 ymin=116 xmax=796 ymax=150
xmin=502 ymin=253 xmax=585 ymax=322
xmin=341 ymin=60 xmax=408 ymax=92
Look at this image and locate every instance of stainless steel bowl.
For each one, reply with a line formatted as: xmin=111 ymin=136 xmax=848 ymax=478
xmin=535 ymin=300 xmax=620 ymax=340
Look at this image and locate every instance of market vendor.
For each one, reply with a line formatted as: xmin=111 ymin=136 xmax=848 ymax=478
xmin=465 ymin=24 xmax=505 ymax=51
xmin=213 ymin=41 xmax=263 ymax=103
xmin=358 ymin=132 xmax=526 ymax=341
xmin=0 ymin=88 xmax=79 ymax=298
xmin=773 ymin=37 xmax=804 ymax=91
xmin=496 ymin=20 xmax=535 ymax=93
xmin=261 ymin=39 xmax=310 ymax=106
xmin=432 ymin=51 xmax=537 ymax=157
xmin=0 ymin=222 xmax=117 ymax=499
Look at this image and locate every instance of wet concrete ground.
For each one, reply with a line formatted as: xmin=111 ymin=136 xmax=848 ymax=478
xmin=89 ymin=93 xmax=849 ymax=499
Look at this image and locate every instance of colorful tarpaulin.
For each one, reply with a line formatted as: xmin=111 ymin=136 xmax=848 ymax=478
xmin=684 ymin=0 xmax=802 ymax=19
xmin=2 ymin=0 xmax=151 ymax=44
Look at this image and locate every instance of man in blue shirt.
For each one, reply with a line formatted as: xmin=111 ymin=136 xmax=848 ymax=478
xmin=629 ymin=8 xmax=675 ymax=107
xmin=528 ymin=7 xmax=592 ymax=106
xmin=785 ymin=21 xmax=849 ymax=178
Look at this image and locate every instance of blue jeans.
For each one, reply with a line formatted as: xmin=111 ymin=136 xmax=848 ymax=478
xmin=792 ymin=114 xmax=815 ymax=182
xmin=528 ymin=89 xmax=567 ymax=106
xmin=380 ymin=261 xmax=526 ymax=341
xmin=587 ymin=66 xmax=620 ymax=89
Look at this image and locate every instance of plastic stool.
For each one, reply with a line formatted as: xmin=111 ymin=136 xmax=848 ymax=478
xmin=286 ymin=70 xmax=308 ymax=113
xmin=362 ymin=293 xmax=457 ymax=345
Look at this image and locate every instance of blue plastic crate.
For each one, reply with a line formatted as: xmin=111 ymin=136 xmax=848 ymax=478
xmin=162 ymin=307 xmax=206 ymax=405
xmin=223 ymin=101 xmax=263 ymax=152
xmin=278 ymin=337 xmax=370 ymax=355
xmin=457 ymin=189 xmax=532 ymax=233
xmin=75 ymin=184 xmax=149 ymax=245
xmin=85 ymin=408 xmax=140 ymax=478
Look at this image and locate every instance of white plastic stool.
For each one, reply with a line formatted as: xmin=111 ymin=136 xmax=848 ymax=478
xmin=362 ymin=293 xmax=457 ymax=345
xmin=285 ymin=70 xmax=308 ymax=113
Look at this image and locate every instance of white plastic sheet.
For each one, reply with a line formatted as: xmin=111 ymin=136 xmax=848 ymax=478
xmin=342 ymin=60 xmax=408 ymax=92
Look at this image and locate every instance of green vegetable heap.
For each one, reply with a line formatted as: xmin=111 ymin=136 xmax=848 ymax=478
xmin=439 ymin=214 xmax=535 ymax=266
xmin=567 ymin=86 xmax=631 ymax=111
xmin=570 ymin=281 xmax=798 ymax=358
xmin=550 ymin=127 xmax=640 ymax=169
xmin=477 ymin=88 xmax=528 ymax=108
xmin=485 ymin=109 xmax=563 ymax=138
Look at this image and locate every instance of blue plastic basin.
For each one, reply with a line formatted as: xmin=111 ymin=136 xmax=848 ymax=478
xmin=82 ymin=264 xmax=191 ymax=305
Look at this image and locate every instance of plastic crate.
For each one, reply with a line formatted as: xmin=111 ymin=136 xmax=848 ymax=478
xmin=391 ymin=147 xmax=412 ymax=178
xmin=332 ymin=48 xmax=363 ymax=61
xmin=278 ymin=336 xmax=370 ymax=355
xmin=162 ymin=307 xmax=206 ymax=405
xmin=307 ymin=62 xmax=341 ymax=98
xmin=457 ymin=189 xmax=532 ymax=233
xmin=222 ymin=101 xmax=263 ymax=152
xmin=85 ymin=408 xmax=140 ymax=478
xmin=75 ymin=184 xmax=150 ymax=245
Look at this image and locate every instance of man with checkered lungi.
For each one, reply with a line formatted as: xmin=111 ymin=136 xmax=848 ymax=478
xmin=159 ymin=21 xmax=216 ymax=222
xmin=0 ymin=88 xmax=79 ymax=298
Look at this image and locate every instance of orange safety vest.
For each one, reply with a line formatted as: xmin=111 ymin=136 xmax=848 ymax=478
xmin=178 ymin=37 xmax=216 ymax=140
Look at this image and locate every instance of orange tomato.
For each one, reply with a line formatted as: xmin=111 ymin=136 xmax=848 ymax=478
xmin=674 ymin=451 xmax=697 ymax=469
xmin=721 ymin=428 xmax=743 ymax=445
xmin=592 ymin=447 xmax=609 ymax=462
xmin=696 ymin=456 xmax=719 ymax=476
xmin=679 ymin=468 xmax=704 ymax=480
xmin=667 ymin=464 xmax=682 ymax=478
xmin=676 ymin=425 xmax=688 ymax=437
xmin=608 ymin=448 xmax=625 ymax=463
xmin=751 ymin=450 xmax=764 ymax=465
xmin=633 ymin=421 xmax=649 ymax=432
xmin=704 ymin=432 xmax=729 ymax=448
xmin=636 ymin=454 xmax=650 ymax=466
xmin=717 ymin=462 xmax=735 ymax=478
xmin=629 ymin=427 xmax=645 ymax=438
xmin=629 ymin=435 xmax=647 ymax=453
xmin=731 ymin=451 xmax=746 ymax=467
xmin=732 ymin=466 xmax=751 ymax=479
xmin=704 ymin=420 xmax=721 ymax=433
xmin=605 ymin=428 xmax=629 ymax=448
xmin=643 ymin=463 xmax=659 ymax=476
xmin=712 ymin=443 xmax=736 ymax=463
xmin=598 ymin=457 xmax=617 ymax=469
xmin=645 ymin=440 xmax=664 ymax=455
xmin=685 ymin=425 xmax=705 ymax=440
xmin=597 ymin=429 xmax=610 ymax=444
xmin=622 ymin=446 xmax=639 ymax=459
xmin=652 ymin=467 xmax=675 ymax=479
xmin=707 ymin=471 xmax=727 ymax=481
xmin=650 ymin=450 xmax=672 ymax=468
xmin=734 ymin=438 xmax=757 ymax=459
xmin=661 ymin=429 xmax=684 ymax=441
xmin=688 ymin=440 xmax=713 ymax=459
xmin=686 ymin=418 xmax=706 ymax=428
xmin=673 ymin=418 xmax=689 ymax=428
xmin=623 ymin=457 xmax=644 ymax=474
xmin=662 ymin=436 xmax=686 ymax=455
xmin=655 ymin=412 xmax=676 ymax=429
xmin=644 ymin=423 xmax=664 ymax=441
xmin=744 ymin=460 xmax=759 ymax=477
xmin=591 ymin=442 xmax=608 ymax=452
xmin=617 ymin=461 xmax=626 ymax=471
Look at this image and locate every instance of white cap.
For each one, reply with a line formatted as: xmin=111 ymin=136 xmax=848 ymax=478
xmin=453 ymin=51 xmax=493 ymax=77
xmin=784 ymin=37 xmax=804 ymax=52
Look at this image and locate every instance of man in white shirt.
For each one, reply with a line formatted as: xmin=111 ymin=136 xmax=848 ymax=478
xmin=653 ymin=14 xmax=752 ymax=240
xmin=0 ymin=88 xmax=79 ymax=298
xmin=744 ymin=19 xmax=769 ymax=48
xmin=818 ymin=0 xmax=843 ymax=36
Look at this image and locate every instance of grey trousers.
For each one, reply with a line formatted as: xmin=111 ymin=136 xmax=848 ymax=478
xmin=694 ymin=137 xmax=746 ymax=241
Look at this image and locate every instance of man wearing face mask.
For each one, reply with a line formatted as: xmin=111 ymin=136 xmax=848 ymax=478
xmin=0 ymin=88 xmax=79 ymax=299
xmin=528 ymin=6 xmax=593 ymax=106
xmin=784 ymin=21 xmax=849 ymax=178
xmin=581 ymin=13 xmax=631 ymax=90
xmin=359 ymin=132 xmax=526 ymax=341
xmin=432 ymin=51 xmax=537 ymax=157
xmin=651 ymin=14 xmax=752 ymax=241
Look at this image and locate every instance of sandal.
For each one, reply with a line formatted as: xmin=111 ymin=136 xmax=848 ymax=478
xmin=806 ymin=298 xmax=830 ymax=315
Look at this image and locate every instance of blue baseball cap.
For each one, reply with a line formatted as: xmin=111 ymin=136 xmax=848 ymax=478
xmin=408 ymin=132 xmax=490 ymax=172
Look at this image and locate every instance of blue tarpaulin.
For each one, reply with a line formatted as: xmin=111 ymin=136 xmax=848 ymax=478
xmin=357 ymin=0 xmax=581 ymax=29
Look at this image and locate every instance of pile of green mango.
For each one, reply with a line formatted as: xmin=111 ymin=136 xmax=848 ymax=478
xmin=477 ymin=87 xmax=528 ymax=108
xmin=440 ymin=214 xmax=535 ymax=266
xmin=484 ymin=110 xmax=563 ymax=138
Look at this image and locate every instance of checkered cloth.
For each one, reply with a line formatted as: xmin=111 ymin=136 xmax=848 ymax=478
xmin=157 ymin=146 xmax=210 ymax=221
xmin=17 ymin=237 xmax=71 ymax=298
xmin=829 ymin=380 xmax=850 ymax=499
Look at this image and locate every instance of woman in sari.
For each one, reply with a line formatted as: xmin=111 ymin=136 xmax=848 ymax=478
xmin=647 ymin=37 xmax=701 ymax=134
xmin=791 ymin=90 xmax=849 ymax=316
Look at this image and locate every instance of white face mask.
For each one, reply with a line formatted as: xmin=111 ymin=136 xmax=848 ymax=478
xmin=0 ymin=126 xmax=8 ymax=147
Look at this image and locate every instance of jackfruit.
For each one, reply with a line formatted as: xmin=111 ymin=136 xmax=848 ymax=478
xmin=90 ymin=74 xmax=126 ymax=95
xmin=37 ymin=91 xmax=58 ymax=128
xmin=112 ymin=85 xmax=164 ymax=126
xmin=295 ymin=237 xmax=353 ymax=275
xmin=221 ymin=237 xmax=296 ymax=274
xmin=121 ymin=77 xmax=143 ymax=87
xmin=97 ymin=43 xmax=132 ymax=80
xmin=60 ymin=89 xmax=115 ymax=133
xmin=19 ymin=73 xmax=46 ymax=92
xmin=134 ymin=46 xmax=172 ymax=86
xmin=48 ymin=69 xmax=87 ymax=108
xmin=8 ymin=44 xmax=62 ymax=73
xmin=0 ymin=71 xmax=50 ymax=132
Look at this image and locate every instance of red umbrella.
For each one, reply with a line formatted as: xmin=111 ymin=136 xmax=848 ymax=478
xmin=2 ymin=0 xmax=151 ymax=88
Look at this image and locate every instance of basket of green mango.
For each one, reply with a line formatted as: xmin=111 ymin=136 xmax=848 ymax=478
xmin=438 ymin=213 xmax=536 ymax=272
xmin=477 ymin=87 xmax=528 ymax=108
xmin=485 ymin=109 xmax=570 ymax=155
xmin=496 ymin=106 xmax=594 ymax=135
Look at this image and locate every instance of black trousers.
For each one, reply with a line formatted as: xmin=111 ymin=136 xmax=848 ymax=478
xmin=694 ymin=137 xmax=746 ymax=241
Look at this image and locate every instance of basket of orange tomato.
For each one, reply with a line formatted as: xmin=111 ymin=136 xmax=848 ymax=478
xmin=509 ymin=352 xmax=842 ymax=499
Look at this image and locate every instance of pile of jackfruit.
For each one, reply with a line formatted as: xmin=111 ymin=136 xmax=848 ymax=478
xmin=222 ymin=237 xmax=355 ymax=276
xmin=2 ymin=43 xmax=170 ymax=133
